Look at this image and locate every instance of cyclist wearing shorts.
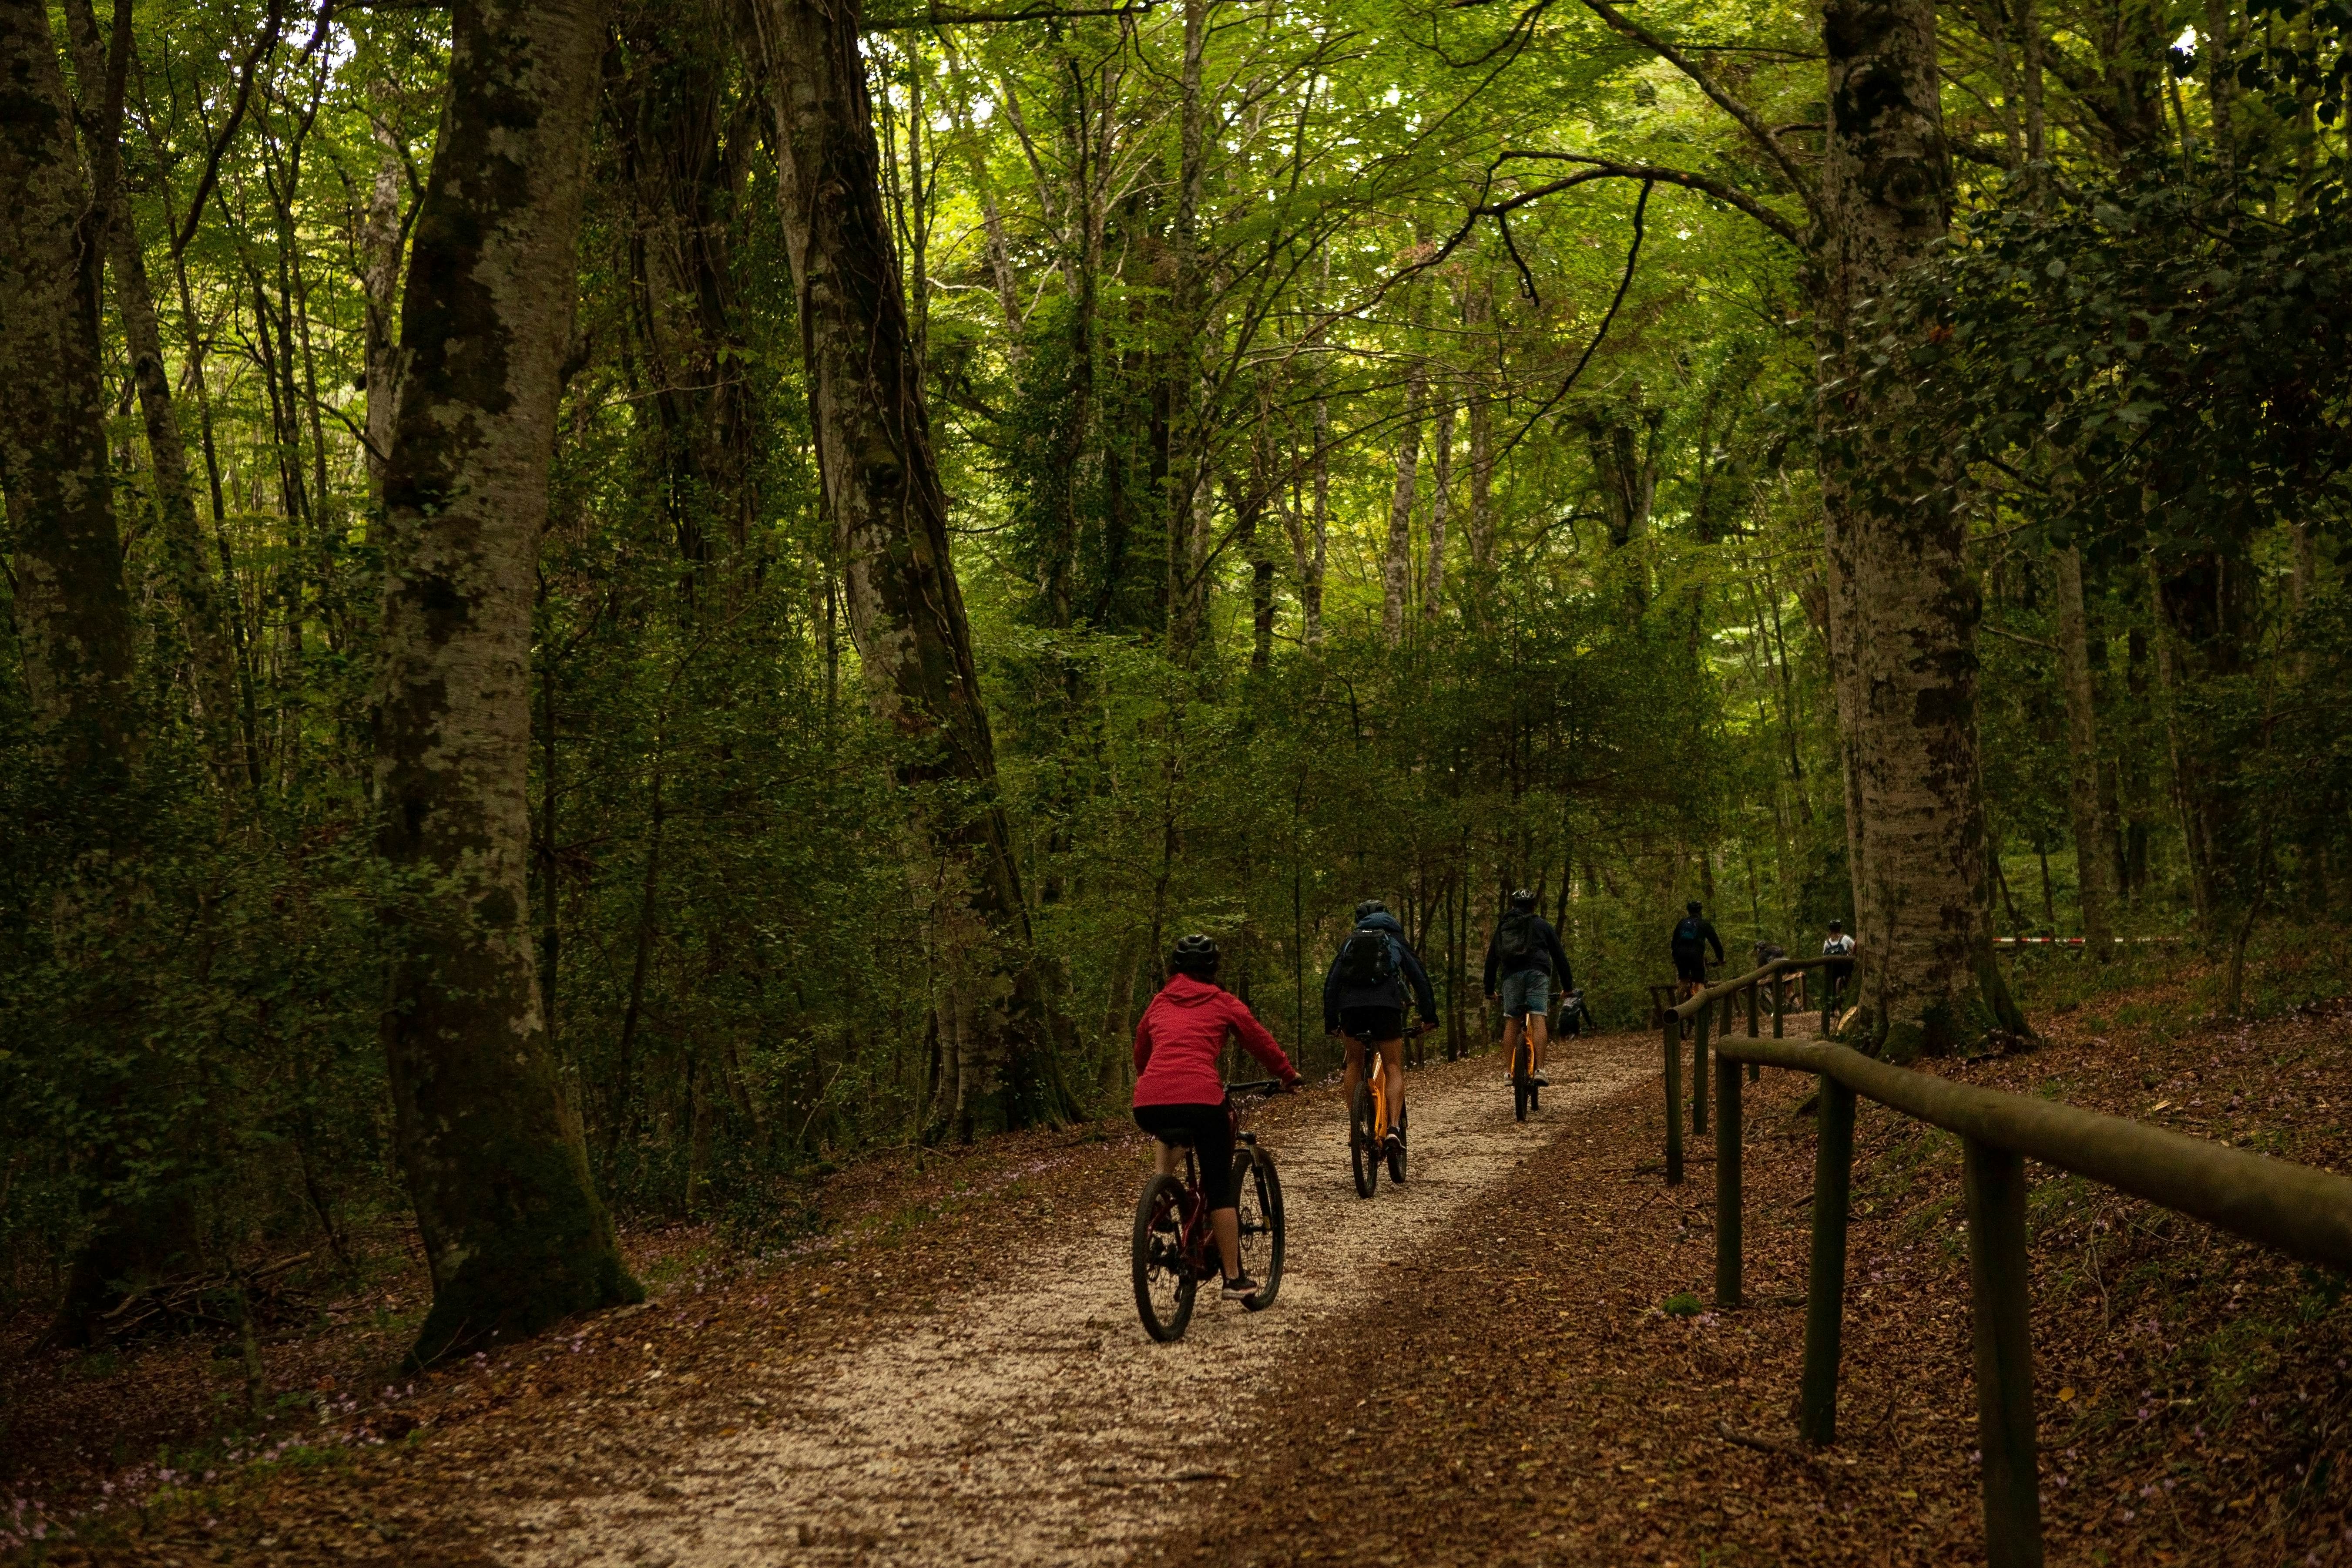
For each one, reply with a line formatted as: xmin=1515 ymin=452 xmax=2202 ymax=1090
xmin=1133 ymin=934 xmax=1302 ymax=1299
xmin=1482 ymin=889 xmax=1574 ymax=1087
xmin=1322 ymin=900 xmax=1438 ymax=1157
xmin=1671 ymin=900 xmax=1724 ymax=1002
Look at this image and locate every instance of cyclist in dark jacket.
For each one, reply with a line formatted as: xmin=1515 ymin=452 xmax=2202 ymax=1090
xmin=1322 ymin=901 xmax=1437 ymax=1153
xmin=1482 ymin=889 xmax=1573 ymax=1087
xmin=1671 ymin=901 xmax=1725 ymax=1001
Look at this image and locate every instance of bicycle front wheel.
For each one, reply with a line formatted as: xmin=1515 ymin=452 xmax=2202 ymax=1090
xmin=1349 ymin=1081 xmax=1379 ymax=1198
xmin=1131 ymin=1174 xmax=1198 ymax=1342
xmin=1231 ymin=1147 xmax=1285 ymax=1310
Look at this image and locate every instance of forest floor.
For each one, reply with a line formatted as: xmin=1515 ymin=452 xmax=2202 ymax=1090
xmin=8 ymin=972 xmax=2352 ymax=1566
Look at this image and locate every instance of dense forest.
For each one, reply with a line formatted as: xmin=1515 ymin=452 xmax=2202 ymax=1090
xmin=2 ymin=0 xmax=2347 ymax=1361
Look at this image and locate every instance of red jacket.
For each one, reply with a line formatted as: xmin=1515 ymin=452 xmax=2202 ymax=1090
xmin=1132 ymin=975 xmax=1299 ymax=1107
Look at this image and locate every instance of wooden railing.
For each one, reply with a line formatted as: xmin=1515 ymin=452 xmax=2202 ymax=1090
xmin=1659 ymin=957 xmax=2352 ymax=1568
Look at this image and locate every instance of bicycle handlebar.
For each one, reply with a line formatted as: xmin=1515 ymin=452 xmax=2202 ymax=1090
xmin=1227 ymin=1078 xmax=1292 ymax=1098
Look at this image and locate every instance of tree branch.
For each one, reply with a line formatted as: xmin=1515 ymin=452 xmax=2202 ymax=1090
xmin=172 ymin=0 xmax=291 ymax=259
xmin=1572 ymin=0 xmax=1822 ymax=224
xmin=1488 ymin=153 xmax=1806 ymax=248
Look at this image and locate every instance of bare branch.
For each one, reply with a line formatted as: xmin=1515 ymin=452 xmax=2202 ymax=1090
xmin=1488 ymin=153 xmax=1806 ymax=248
xmin=1573 ymin=0 xmax=1822 ymax=224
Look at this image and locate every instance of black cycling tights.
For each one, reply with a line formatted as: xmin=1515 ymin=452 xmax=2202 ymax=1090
xmin=1132 ymin=1101 xmax=1235 ymax=1208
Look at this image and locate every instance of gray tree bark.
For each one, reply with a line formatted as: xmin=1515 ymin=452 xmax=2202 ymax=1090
xmin=1382 ymin=359 xmax=1426 ymax=644
xmin=754 ymin=0 xmax=1076 ymax=1136
xmin=1817 ymin=0 xmax=2025 ymax=1055
xmin=1423 ymin=397 xmax=1453 ymax=621
xmin=2053 ymin=545 xmax=2114 ymax=954
xmin=372 ymin=0 xmax=639 ymax=1366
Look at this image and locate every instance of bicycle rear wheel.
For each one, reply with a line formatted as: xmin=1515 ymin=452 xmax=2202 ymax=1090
xmin=1512 ymin=1041 xmax=1530 ymax=1123
xmin=1131 ymin=1174 xmax=1198 ymax=1342
xmin=1349 ymin=1081 xmax=1379 ymax=1198
xmin=1230 ymin=1148 xmax=1285 ymax=1309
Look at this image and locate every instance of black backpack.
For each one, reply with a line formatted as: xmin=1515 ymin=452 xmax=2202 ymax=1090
xmin=1672 ymin=916 xmax=1705 ymax=957
xmin=1337 ymin=927 xmax=1400 ymax=989
xmin=1498 ymin=911 xmax=1540 ymax=962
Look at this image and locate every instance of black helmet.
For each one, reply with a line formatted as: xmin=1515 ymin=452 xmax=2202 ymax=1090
xmin=1354 ymin=898 xmax=1388 ymax=921
xmin=1827 ymin=920 xmax=1844 ymax=932
xmin=1509 ymin=888 xmax=1537 ymax=911
xmin=1687 ymin=900 xmax=1703 ymax=916
xmin=1170 ymin=933 xmax=1220 ymax=979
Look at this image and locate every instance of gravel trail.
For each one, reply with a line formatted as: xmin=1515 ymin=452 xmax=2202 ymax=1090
xmin=512 ymin=1039 xmax=1653 ymax=1567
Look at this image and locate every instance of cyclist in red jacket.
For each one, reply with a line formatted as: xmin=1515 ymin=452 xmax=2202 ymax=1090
xmin=1133 ymin=934 xmax=1302 ymax=1300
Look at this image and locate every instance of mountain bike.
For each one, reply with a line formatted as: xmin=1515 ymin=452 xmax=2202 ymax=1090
xmin=1131 ymin=1081 xmax=1287 ymax=1343
xmin=1346 ymin=1022 xmax=1430 ymax=1198
xmin=1822 ymin=962 xmax=1853 ymax=1035
xmin=1509 ymin=1027 xmax=1542 ymax=1123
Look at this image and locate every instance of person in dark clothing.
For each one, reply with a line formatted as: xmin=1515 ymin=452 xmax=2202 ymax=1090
xmin=1322 ymin=900 xmax=1438 ymax=1152
xmin=1482 ymin=889 xmax=1574 ymax=1087
xmin=1671 ymin=900 xmax=1725 ymax=1001
xmin=1557 ymin=986 xmax=1595 ymax=1039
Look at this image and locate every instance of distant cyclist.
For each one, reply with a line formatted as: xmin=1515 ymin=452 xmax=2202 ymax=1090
xmin=1821 ymin=920 xmax=1857 ymax=1024
xmin=1483 ymin=889 xmax=1573 ymax=1087
xmin=1322 ymin=900 xmax=1438 ymax=1158
xmin=1671 ymin=900 xmax=1724 ymax=1003
xmin=1133 ymin=934 xmax=1302 ymax=1301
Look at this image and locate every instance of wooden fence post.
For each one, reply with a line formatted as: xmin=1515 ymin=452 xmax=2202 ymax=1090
xmin=1799 ymin=1076 xmax=1855 ymax=1446
xmin=1772 ymin=972 xmax=1785 ymax=1039
xmin=1965 ymin=1139 xmax=2044 ymax=1568
xmin=1746 ymin=977 xmax=1761 ymax=1081
xmin=1693 ymin=996 xmax=1711 ymax=1136
xmin=1715 ymin=1046 xmax=1741 ymax=1308
xmin=1661 ymin=1011 xmax=1682 ymax=1186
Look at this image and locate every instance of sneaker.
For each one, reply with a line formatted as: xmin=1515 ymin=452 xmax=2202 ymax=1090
xmin=1383 ymin=1128 xmax=1403 ymax=1155
xmin=1221 ymin=1273 xmax=1261 ymax=1300
xmin=1531 ymin=1071 xmax=1550 ymax=1087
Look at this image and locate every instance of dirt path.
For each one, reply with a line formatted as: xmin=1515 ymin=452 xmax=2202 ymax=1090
xmin=510 ymin=1040 xmax=1653 ymax=1566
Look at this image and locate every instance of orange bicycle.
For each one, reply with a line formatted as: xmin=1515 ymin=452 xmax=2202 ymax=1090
xmin=1346 ymin=1021 xmax=1430 ymax=1197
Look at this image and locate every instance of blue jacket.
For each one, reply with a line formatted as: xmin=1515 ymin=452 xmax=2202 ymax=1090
xmin=1322 ymin=913 xmax=1439 ymax=1031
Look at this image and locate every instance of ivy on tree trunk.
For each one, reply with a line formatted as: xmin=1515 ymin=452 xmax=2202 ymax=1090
xmin=1816 ymin=0 xmax=2026 ymax=1057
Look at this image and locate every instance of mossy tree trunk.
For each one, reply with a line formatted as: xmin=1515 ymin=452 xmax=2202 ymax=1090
xmin=0 ymin=0 xmax=137 ymax=787
xmin=0 ymin=0 xmax=198 ymax=1346
xmin=61 ymin=0 xmax=247 ymax=794
xmin=1816 ymin=0 xmax=2025 ymax=1057
xmin=754 ymin=0 xmax=1077 ymax=1137
xmin=373 ymin=0 xmax=639 ymax=1366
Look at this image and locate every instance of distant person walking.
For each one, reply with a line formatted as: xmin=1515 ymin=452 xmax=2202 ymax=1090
xmin=1482 ymin=889 xmax=1574 ymax=1087
xmin=1670 ymin=901 xmax=1724 ymax=1004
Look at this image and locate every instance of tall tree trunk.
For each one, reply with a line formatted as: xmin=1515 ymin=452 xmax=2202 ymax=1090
xmin=2053 ymin=544 xmax=2114 ymax=954
xmin=0 ymin=0 xmax=138 ymax=786
xmin=754 ymin=0 xmax=1076 ymax=1136
xmin=1816 ymin=0 xmax=2024 ymax=1056
xmin=360 ymin=99 xmax=408 ymax=504
xmin=1300 ymin=383 xmax=1331 ymax=644
xmin=3 ymin=0 xmax=198 ymax=1348
xmin=372 ymin=0 xmax=639 ymax=1367
xmin=1382 ymin=359 xmax=1426 ymax=645
xmin=1423 ymin=396 xmax=1453 ymax=621
xmin=62 ymin=0 xmax=245 ymax=792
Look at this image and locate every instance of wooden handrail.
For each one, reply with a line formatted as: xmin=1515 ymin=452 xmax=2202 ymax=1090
xmin=1721 ymin=1034 xmax=2352 ymax=1271
xmin=1661 ymin=956 xmax=2352 ymax=1568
